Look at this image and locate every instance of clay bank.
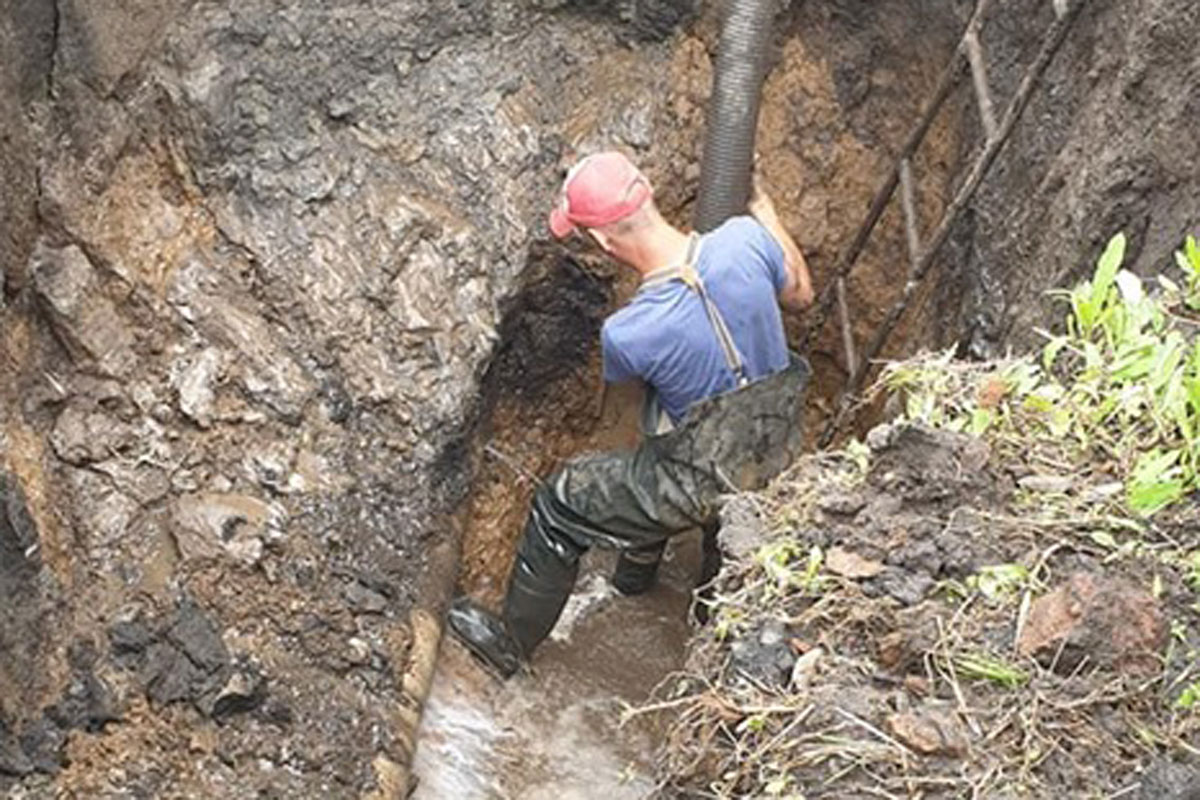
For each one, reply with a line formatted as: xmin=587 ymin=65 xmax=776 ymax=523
xmin=1 ymin=0 xmax=1198 ymax=797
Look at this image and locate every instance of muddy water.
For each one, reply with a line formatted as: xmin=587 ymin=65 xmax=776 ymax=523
xmin=412 ymin=536 xmax=701 ymax=798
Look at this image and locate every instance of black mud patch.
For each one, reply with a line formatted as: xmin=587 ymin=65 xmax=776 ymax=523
xmin=478 ymin=248 xmax=611 ymax=405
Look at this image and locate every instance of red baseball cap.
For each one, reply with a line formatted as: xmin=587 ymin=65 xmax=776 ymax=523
xmin=548 ymin=152 xmax=652 ymax=239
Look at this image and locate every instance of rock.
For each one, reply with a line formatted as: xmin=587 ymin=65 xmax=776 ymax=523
xmin=1018 ymin=474 xmax=1074 ymax=493
xmin=876 ymin=609 xmax=939 ymax=673
xmin=175 ymin=348 xmax=224 ymax=428
xmin=168 ymin=600 xmax=230 ymax=674
xmin=49 ymin=402 xmax=139 ymax=466
xmin=344 ymin=581 xmax=389 ymax=614
xmin=207 ymin=662 xmax=267 ymax=719
xmin=142 ymin=641 xmax=206 ymax=705
xmin=717 ymin=495 xmax=769 ymax=560
xmin=1137 ymin=759 xmax=1200 ymax=800
xmin=0 ymin=472 xmax=38 ymax=558
xmin=865 ymin=423 xmax=897 ymax=452
xmin=818 ymin=491 xmax=867 ymax=517
xmin=44 ymin=648 xmax=120 ymax=733
xmin=789 ymin=647 xmax=823 ymax=690
xmin=886 ymin=708 xmax=969 ymax=756
xmin=30 ymin=243 xmax=136 ymax=377
xmin=1082 ymin=482 xmax=1123 ymax=503
xmin=18 ymin=718 xmax=67 ymax=774
xmin=826 ymin=546 xmax=884 ymax=579
xmin=109 ymin=619 xmax=154 ymax=658
xmin=871 ymin=567 xmax=935 ymax=606
xmin=1016 ymin=573 xmax=1166 ymax=676
xmin=347 ymin=637 xmax=371 ymax=665
xmin=171 ymin=492 xmax=284 ymax=566
xmin=730 ymin=620 xmax=795 ymax=687
xmin=133 ymin=600 xmax=232 ymax=709
xmin=0 ymin=721 xmax=33 ymax=777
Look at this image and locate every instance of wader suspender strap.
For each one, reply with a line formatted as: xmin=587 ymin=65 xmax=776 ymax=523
xmin=640 ymin=234 xmax=750 ymax=388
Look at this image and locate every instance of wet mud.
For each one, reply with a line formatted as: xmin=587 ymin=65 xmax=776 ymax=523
xmin=414 ymin=536 xmax=701 ymax=799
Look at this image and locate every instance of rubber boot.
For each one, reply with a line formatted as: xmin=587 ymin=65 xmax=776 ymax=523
xmin=446 ymin=598 xmax=522 ymax=678
xmin=611 ymin=541 xmax=667 ymax=595
xmin=502 ymin=509 xmax=581 ymax=658
xmin=448 ymin=498 xmax=583 ymax=676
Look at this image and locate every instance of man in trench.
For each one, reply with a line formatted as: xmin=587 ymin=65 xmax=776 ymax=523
xmin=449 ymin=151 xmax=814 ymax=677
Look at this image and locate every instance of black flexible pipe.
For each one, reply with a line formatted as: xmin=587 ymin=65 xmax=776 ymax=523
xmin=692 ymin=0 xmax=778 ymax=233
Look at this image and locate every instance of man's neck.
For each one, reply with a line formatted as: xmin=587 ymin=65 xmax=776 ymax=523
xmin=625 ymin=222 xmax=692 ymax=278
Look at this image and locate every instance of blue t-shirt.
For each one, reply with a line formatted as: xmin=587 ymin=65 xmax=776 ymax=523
xmin=601 ymin=216 xmax=790 ymax=423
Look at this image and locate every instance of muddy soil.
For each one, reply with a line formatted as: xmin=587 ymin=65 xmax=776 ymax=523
xmin=652 ymin=423 xmax=1200 ymax=797
xmin=414 ymin=536 xmax=701 ymax=799
xmin=3 ymin=0 xmax=1197 ymax=795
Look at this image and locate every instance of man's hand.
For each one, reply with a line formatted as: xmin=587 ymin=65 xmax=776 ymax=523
xmin=749 ymin=173 xmax=814 ymax=311
xmin=748 ymin=173 xmax=779 ymax=224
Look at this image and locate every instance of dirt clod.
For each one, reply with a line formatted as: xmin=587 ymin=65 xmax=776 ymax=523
xmin=1017 ymin=572 xmax=1167 ymax=676
xmin=886 ymin=707 xmax=969 ymax=757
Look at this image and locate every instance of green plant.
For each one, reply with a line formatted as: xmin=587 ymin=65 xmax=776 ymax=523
xmin=883 ymin=232 xmax=1200 ymax=518
xmin=1161 ymin=234 xmax=1200 ymax=312
xmin=756 ymin=540 xmax=825 ymax=599
xmin=1175 ymin=681 xmax=1200 ymax=710
xmin=953 ymin=653 xmax=1029 ymax=688
xmin=967 ymin=563 xmax=1032 ymax=603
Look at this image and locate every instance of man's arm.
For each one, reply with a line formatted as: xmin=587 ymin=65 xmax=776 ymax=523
xmin=748 ymin=179 xmax=814 ymax=311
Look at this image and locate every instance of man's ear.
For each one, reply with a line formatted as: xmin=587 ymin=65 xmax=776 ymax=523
xmin=588 ymin=229 xmax=614 ymax=253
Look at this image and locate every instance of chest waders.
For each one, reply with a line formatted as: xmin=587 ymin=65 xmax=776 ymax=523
xmin=448 ymin=236 xmax=812 ymax=677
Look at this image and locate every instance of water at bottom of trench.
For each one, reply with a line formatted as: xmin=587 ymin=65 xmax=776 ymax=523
xmin=411 ymin=533 xmax=702 ymax=799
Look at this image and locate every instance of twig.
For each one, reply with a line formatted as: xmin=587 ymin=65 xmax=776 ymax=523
xmin=483 ymin=443 xmax=544 ymax=486
xmin=834 ymin=707 xmax=913 ymax=756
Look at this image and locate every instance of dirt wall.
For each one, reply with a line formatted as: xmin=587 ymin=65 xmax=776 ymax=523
xmin=938 ymin=0 xmax=1200 ymax=356
xmin=0 ymin=1 xmax=695 ymax=795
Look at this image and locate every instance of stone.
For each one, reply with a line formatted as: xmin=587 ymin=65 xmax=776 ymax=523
xmin=825 ymin=547 xmax=884 ymax=579
xmin=168 ymin=601 xmax=230 ymax=674
xmin=171 ymin=492 xmax=283 ymax=566
xmin=717 ymin=494 xmax=769 ymax=560
xmin=133 ymin=600 xmax=232 ymax=709
xmin=789 ymin=647 xmax=823 ymax=690
xmin=19 ymin=718 xmax=67 ymax=774
xmin=142 ymin=641 xmax=206 ymax=706
xmin=109 ymin=620 xmax=154 ymax=658
xmin=818 ymin=491 xmax=867 ymax=517
xmin=730 ymin=620 xmax=795 ymax=688
xmin=49 ymin=402 xmax=140 ymax=466
xmin=344 ymin=581 xmax=389 ymax=614
xmin=1017 ymin=573 xmax=1166 ymax=676
xmin=876 ymin=609 xmax=939 ymax=673
xmin=1018 ymin=474 xmax=1074 ymax=494
xmin=871 ymin=567 xmax=935 ymax=606
xmin=207 ymin=662 xmax=267 ymax=719
xmin=1137 ymin=759 xmax=1200 ymax=800
xmin=30 ymin=244 xmax=136 ymax=377
xmin=0 ymin=721 xmax=33 ymax=777
xmin=886 ymin=708 xmax=969 ymax=757
xmin=175 ymin=348 xmax=224 ymax=428
xmin=0 ymin=472 xmax=38 ymax=557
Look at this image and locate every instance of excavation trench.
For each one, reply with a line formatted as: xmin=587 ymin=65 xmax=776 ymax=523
xmin=5 ymin=0 xmax=1195 ymax=796
xmin=410 ymin=3 xmax=971 ymax=795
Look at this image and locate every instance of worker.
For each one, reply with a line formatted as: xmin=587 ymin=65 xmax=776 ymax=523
xmin=447 ymin=151 xmax=814 ymax=677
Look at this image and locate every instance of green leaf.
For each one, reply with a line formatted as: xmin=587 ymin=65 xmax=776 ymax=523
xmin=1093 ymin=234 xmax=1126 ymax=304
xmin=1128 ymin=449 xmax=1185 ymax=514
xmin=968 ymin=408 xmax=993 ymax=435
xmin=1043 ymin=335 xmax=1069 ymax=371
